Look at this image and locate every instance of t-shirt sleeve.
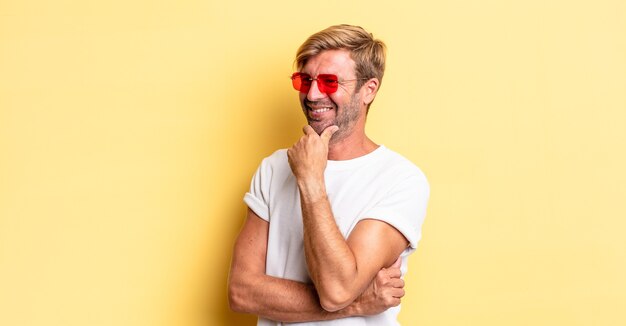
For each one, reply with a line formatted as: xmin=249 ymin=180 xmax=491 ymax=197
xmin=362 ymin=172 xmax=430 ymax=250
xmin=243 ymin=158 xmax=271 ymax=222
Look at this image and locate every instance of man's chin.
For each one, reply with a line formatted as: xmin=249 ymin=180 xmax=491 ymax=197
xmin=308 ymin=121 xmax=331 ymax=135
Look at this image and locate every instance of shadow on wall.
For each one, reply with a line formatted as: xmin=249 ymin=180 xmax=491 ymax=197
xmin=206 ymin=93 xmax=305 ymax=325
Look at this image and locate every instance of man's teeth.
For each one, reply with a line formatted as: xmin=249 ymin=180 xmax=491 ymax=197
xmin=311 ymin=107 xmax=331 ymax=113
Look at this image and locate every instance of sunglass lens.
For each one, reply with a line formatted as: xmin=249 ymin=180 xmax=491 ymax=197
xmin=291 ymin=73 xmax=310 ymax=93
xmin=291 ymin=73 xmax=339 ymax=94
xmin=318 ymin=74 xmax=339 ymax=94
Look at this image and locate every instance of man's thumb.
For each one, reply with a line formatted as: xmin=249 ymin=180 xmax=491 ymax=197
xmin=321 ymin=125 xmax=339 ymax=143
xmin=392 ymin=257 xmax=402 ymax=269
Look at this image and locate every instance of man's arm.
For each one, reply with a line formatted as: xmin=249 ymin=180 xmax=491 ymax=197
xmin=228 ymin=208 xmax=405 ymax=322
xmin=287 ymin=126 xmax=410 ymax=312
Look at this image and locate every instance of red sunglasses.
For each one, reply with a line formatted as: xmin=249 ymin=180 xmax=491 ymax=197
xmin=291 ymin=72 xmax=365 ymax=94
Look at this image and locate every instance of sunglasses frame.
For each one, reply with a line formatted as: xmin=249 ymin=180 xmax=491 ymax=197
xmin=291 ymin=72 xmax=367 ymax=94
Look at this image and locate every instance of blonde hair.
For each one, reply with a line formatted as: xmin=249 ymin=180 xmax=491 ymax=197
xmin=295 ymin=24 xmax=386 ymax=89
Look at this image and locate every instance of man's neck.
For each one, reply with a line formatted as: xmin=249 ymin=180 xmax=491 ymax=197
xmin=327 ymin=131 xmax=378 ymax=161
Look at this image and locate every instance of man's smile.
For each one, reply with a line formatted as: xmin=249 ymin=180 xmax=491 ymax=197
xmin=305 ymin=100 xmax=336 ymax=120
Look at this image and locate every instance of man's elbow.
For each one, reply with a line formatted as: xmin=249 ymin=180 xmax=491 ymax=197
xmin=318 ymin=288 xmax=354 ymax=312
xmin=227 ymin=279 xmax=248 ymax=313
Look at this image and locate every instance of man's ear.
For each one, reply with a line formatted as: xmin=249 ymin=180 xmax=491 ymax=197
xmin=362 ymin=78 xmax=380 ymax=105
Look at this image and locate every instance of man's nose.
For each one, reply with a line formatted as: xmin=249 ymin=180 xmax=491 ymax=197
xmin=306 ymin=80 xmax=327 ymax=101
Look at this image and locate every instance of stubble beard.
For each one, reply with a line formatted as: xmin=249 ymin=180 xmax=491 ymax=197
xmin=305 ymin=93 xmax=361 ymax=144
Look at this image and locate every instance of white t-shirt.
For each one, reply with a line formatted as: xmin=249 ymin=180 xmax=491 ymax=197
xmin=244 ymin=145 xmax=430 ymax=326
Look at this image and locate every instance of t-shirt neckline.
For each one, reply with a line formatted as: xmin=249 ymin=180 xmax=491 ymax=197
xmin=326 ymin=145 xmax=387 ymax=171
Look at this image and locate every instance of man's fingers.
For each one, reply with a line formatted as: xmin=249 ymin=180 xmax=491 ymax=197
xmin=384 ymin=267 xmax=402 ymax=279
xmin=303 ymin=125 xmax=316 ymax=135
xmin=389 ymin=287 xmax=405 ymax=299
xmin=320 ymin=125 xmax=339 ymax=144
xmin=385 ymin=296 xmax=402 ymax=307
xmin=388 ymin=277 xmax=405 ymax=288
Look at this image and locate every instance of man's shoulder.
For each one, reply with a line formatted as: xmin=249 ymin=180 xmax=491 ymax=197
xmin=261 ymin=148 xmax=288 ymax=166
xmin=255 ymin=148 xmax=291 ymax=176
xmin=378 ymin=146 xmax=427 ymax=181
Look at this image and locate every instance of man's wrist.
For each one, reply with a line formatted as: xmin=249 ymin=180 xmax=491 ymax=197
xmin=342 ymin=300 xmax=362 ymax=317
xmin=296 ymin=177 xmax=327 ymax=202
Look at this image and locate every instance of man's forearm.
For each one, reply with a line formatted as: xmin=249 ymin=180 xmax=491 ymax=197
xmin=298 ymin=177 xmax=363 ymax=311
xmin=229 ymin=271 xmax=359 ymax=322
xmin=229 ymin=209 xmax=366 ymax=323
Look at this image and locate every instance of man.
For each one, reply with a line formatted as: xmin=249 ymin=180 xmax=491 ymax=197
xmin=228 ymin=24 xmax=430 ymax=325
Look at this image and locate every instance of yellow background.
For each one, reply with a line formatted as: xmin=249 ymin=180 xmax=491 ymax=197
xmin=1 ymin=0 xmax=625 ymax=325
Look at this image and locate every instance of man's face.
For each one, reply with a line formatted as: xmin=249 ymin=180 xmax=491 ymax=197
xmin=298 ymin=49 xmax=364 ymax=142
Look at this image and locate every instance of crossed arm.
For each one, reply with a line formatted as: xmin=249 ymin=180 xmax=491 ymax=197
xmin=228 ymin=208 xmax=405 ymax=322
